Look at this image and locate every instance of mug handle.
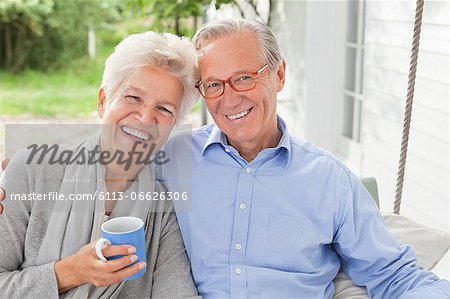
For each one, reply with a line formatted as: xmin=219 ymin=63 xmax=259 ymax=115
xmin=95 ymin=238 xmax=112 ymax=261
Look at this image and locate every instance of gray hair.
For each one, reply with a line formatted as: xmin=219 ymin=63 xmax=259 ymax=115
xmin=101 ymin=31 xmax=198 ymax=122
xmin=192 ymin=19 xmax=283 ymax=70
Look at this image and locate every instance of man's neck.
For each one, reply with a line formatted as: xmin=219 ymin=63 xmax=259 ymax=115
xmin=229 ymin=124 xmax=282 ymax=163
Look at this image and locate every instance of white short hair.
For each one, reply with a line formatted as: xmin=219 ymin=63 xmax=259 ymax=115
xmin=101 ymin=31 xmax=198 ymax=122
xmin=193 ymin=19 xmax=283 ymax=70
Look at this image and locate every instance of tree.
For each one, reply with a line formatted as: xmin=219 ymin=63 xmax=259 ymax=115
xmin=0 ymin=0 xmax=53 ymax=71
xmin=225 ymin=0 xmax=274 ymax=26
xmin=0 ymin=0 xmax=120 ymax=72
xmin=124 ymin=0 xmax=208 ymax=36
xmin=124 ymin=0 xmax=273 ymax=37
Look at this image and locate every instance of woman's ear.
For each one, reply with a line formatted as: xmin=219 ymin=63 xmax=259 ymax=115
xmin=98 ymin=88 xmax=106 ymax=118
xmin=276 ymin=59 xmax=286 ymax=92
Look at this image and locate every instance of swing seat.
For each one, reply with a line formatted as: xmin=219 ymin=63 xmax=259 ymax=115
xmin=333 ymin=178 xmax=450 ymax=298
xmin=361 ymin=177 xmax=379 ymax=208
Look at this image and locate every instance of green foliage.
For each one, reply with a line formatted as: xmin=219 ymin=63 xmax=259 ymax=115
xmin=214 ymin=0 xmax=235 ymax=10
xmin=0 ymin=0 xmax=121 ymax=72
xmin=0 ymin=25 xmax=122 ymax=117
xmin=123 ymin=0 xmax=232 ymax=37
xmin=0 ymin=0 xmax=53 ymax=34
xmin=0 ymin=0 xmax=243 ymax=116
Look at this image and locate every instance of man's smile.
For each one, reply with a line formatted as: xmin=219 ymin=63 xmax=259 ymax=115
xmin=226 ymin=107 xmax=253 ymax=120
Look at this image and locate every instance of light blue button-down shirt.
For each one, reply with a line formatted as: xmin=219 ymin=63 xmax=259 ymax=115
xmin=158 ymin=117 xmax=450 ymax=298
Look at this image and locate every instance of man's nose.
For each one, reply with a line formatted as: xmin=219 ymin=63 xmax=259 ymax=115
xmin=221 ymin=83 xmax=242 ymax=107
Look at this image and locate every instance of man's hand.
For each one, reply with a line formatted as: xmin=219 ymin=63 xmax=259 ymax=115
xmin=0 ymin=158 xmax=9 ymax=214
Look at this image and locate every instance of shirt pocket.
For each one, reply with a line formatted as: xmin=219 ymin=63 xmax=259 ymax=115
xmin=264 ymin=213 xmax=320 ymax=272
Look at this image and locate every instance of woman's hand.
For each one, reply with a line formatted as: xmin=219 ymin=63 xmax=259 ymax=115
xmin=54 ymin=240 xmax=146 ymax=294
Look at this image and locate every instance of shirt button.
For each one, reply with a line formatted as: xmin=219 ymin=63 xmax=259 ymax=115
xmin=245 ymin=167 xmax=251 ymax=173
xmin=235 ymin=243 xmax=242 ymax=250
xmin=225 ymin=148 xmax=231 ymax=153
xmin=235 ymin=267 xmax=242 ymax=275
xmin=239 ymin=203 xmax=246 ymax=210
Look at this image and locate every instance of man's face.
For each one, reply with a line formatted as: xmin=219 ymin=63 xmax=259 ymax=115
xmin=198 ymin=32 xmax=285 ymax=149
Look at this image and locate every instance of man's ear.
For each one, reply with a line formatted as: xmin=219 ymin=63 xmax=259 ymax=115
xmin=98 ymin=88 xmax=106 ymax=118
xmin=276 ymin=59 xmax=286 ymax=92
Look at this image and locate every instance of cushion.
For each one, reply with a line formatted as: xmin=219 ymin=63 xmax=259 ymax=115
xmin=333 ymin=212 xmax=450 ymax=298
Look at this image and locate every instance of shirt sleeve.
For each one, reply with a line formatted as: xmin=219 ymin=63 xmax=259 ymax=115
xmin=0 ymin=151 xmax=59 ymax=298
xmin=333 ymin=170 xmax=450 ymax=298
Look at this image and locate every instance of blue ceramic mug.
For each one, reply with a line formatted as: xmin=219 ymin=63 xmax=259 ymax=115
xmin=95 ymin=216 xmax=146 ymax=280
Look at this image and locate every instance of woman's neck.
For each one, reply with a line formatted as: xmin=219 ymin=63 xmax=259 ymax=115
xmin=104 ymin=164 xmax=141 ymax=193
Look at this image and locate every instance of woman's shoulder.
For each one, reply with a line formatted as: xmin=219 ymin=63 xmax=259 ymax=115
xmin=20 ymin=143 xmax=75 ymax=167
xmin=152 ymin=179 xmax=176 ymax=213
xmin=4 ymin=144 xmax=75 ymax=188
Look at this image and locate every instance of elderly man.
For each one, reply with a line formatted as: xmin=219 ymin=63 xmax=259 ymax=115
xmin=1 ymin=19 xmax=450 ymax=298
xmin=158 ymin=19 xmax=450 ymax=298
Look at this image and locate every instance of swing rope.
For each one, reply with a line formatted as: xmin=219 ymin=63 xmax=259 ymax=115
xmin=393 ymin=0 xmax=425 ymax=215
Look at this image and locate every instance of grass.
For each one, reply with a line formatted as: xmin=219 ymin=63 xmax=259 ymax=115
xmin=0 ymin=21 xmax=203 ymax=118
xmin=0 ymin=28 xmax=120 ymax=117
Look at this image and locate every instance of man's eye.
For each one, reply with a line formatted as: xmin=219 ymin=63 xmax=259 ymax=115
xmin=235 ymin=75 xmax=252 ymax=83
xmin=206 ymin=82 xmax=221 ymax=90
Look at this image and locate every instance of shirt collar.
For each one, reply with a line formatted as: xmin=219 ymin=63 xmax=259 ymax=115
xmin=201 ymin=115 xmax=292 ymax=166
xmin=200 ymin=124 xmax=227 ymax=155
xmin=276 ymin=116 xmax=291 ymax=155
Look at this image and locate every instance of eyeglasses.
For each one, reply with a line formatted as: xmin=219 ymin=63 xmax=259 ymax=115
xmin=195 ymin=64 xmax=269 ymax=99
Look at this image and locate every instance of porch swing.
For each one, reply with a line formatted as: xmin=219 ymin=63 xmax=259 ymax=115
xmin=333 ymin=0 xmax=450 ymax=297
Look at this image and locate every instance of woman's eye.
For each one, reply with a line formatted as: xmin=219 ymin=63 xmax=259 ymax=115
xmin=126 ymin=95 xmax=141 ymax=102
xmin=158 ymin=106 xmax=174 ymax=116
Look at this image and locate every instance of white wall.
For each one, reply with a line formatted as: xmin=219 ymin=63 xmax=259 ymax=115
xmin=362 ymin=0 xmax=449 ymax=231
xmin=269 ymin=0 xmax=307 ymax=139
xmin=362 ymin=0 xmax=449 ymax=279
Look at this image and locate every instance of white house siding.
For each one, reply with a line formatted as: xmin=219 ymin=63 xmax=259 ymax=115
xmin=273 ymin=0 xmax=346 ymax=153
xmin=362 ymin=0 xmax=449 ymax=231
xmin=270 ymin=0 xmax=307 ymax=140
xmin=362 ymin=0 xmax=449 ymax=279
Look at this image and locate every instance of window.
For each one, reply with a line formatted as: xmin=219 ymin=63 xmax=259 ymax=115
xmin=342 ymin=0 xmax=365 ymax=142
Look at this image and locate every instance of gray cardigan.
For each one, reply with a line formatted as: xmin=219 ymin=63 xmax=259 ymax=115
xmin=0 ymin=148 xmax=200 ymax=299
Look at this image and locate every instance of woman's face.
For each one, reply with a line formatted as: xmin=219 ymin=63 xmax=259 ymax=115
xmin=98 ymin=66 xmax=184 ymax=161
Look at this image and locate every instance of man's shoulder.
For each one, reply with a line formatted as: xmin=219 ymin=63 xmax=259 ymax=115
xmin=173 ymin=123 xmax=215 ymax=137
xmin=166 ymin=124 xmax=215 ymax=147
xmin=289 ymin=135 xmax=351 ymax=175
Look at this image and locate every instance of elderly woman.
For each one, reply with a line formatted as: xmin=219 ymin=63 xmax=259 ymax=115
xmin=0 ymin=32 xmax=199 ymax=298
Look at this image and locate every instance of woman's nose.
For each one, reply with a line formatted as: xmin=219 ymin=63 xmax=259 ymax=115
xmin=136 ymin=109 xmax=156 ymax=124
